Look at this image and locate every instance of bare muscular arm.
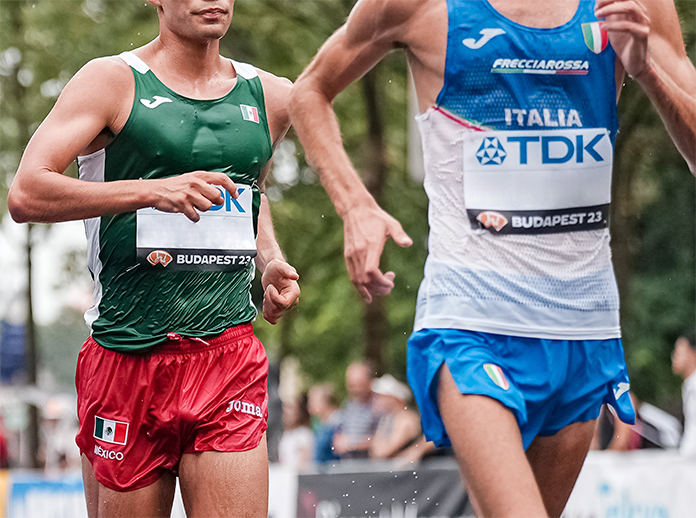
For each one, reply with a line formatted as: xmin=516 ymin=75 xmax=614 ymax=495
xmin=7 ymin=57 xmax=237 ymax=223
xmin=599 ymin=0 xmax=696 ymax=173
xmin=256 ymin=71 xmax=300 ymax=324
xmin=290 ymin=0 xmax=424 ymax=303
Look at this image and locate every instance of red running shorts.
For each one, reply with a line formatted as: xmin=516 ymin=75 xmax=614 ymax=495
xmin=75 ymin=324 xmax=268 ymax=491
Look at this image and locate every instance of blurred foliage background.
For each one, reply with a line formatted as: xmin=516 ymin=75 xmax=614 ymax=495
xmin=0 ymin=0 xmax=694 ymax=411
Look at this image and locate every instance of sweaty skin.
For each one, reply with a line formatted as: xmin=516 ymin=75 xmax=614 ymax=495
xmin=8 ymin=0 xmax=299 ymax=516
xmin=290 ymin=0 xmax=696 ymax=516
xmin=8 ymin=0 xmax=299 ymax=325
xmin=290 ymin=0 xmax=696 ymax=303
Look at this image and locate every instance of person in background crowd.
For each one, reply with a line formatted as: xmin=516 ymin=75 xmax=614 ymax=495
xmin=290 ymin=0 xmax=696 ymax=514
xmin=370 ymin=374 xmax=422 ymax=460
xmin=333 ymin=362 xmax=381 ymax=459
xmin=41 ymin=398 xmax=81 ymax=472
xmin=278 ymin=393 xmax=315 ymax=472
xmin=307 ymin=384 xmax=341 ymax=464
xmin=672 ymin=333 xmax=696 ymax=456
xmin=0 ymin=414 xmax=9 ymax=469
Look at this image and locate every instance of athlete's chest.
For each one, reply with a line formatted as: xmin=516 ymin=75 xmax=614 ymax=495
xmin=121 ymin=89 xmax=271 ymax=179
xmin=486 ymin=0 xmax=581 ymax=29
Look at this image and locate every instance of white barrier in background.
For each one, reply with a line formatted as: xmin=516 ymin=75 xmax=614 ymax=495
xmin=564 ymin=450 xmax=696 ymax=518
xmin=4 ymin=453 xmax=696 ymax=518
xmin=2 ymin=466 xmax=296 ymax=518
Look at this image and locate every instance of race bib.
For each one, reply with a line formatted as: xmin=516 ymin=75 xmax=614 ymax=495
xmin=463 ymin=128 xmax=613 ymax=235
xmin=136 ymin=184 xmax=256 ymax=271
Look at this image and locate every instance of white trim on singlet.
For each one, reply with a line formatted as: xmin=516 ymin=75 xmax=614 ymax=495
xmin=230 ymin=60 xmax=258 ymax=79
xmin=117 ymin=51 xmax=150 ymax=74
xmin=117 ymin=51 xmax=258 ymax=81
xmin=76 ymin=149 xmax=106 ymax=333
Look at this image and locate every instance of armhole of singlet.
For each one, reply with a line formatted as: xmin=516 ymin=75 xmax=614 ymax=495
xmin=434 ymin=0 xmax=454 ymax=108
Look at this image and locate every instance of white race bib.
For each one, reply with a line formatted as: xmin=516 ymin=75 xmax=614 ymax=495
xmin=463 ymin=128 xmax=613 ymax=234
xmin=136 ymin=184 xmax=256 ymax=271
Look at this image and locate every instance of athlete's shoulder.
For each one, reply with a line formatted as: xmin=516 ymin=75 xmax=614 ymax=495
xmin=49 ymin=55 xmax=134 ymax=133
xmin=255 ymin=68 xmax=292 ymax=145
xmin=256 ymin=68 xmax=292 ymax=97
xmin=69 ymin=55 xmax=134 ymax=93
xmin=350 ymin=0 xmax=430 ymax=22
xmin=344 ymin=0 xmax=442 ymax=51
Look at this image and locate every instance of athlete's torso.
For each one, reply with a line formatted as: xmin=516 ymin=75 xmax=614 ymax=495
xmin=78 ymin=51 xmax=273 ymax=352
xmin=414 ymin=0 xmax=621 ymax=340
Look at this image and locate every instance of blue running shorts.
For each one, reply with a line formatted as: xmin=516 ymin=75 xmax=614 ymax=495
xmin=407 ymin=329 xmax=635 ymax=450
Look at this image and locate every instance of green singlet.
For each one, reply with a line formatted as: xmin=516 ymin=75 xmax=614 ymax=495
xmin=77 ymin=51 xmax=273 ymax=352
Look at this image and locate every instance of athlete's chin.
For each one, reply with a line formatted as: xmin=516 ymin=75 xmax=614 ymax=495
xmin=186 ymin=23 xmax=230 ymax=41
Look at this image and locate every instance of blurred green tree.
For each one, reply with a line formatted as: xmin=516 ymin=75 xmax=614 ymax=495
xmin=0 ymin=0 xmax=693 ymax=412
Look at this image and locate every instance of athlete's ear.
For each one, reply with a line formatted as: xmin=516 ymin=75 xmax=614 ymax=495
xmin=148 ymin=0 xmax=162 ymax=8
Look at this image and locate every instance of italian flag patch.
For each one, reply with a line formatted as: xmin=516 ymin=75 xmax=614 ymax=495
xmin=94 ymin=416 xmax=129 ymax=445
xmin=582 ymin=22 xmax=609 ymax=54
xmin=240 ymin=104 xmax=259 ymax=123
xmin=483 ymin=364 xmax=510 ymax=391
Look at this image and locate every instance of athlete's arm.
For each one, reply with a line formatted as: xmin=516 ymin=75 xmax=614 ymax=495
xmin=597 ymin=0 xmax=696 ymax=173
xmin=289 ymin=0 xmax=418 ymax=303
xmin=255 ymin=71 xmax=300 ymax=325
xmin=7 ymin=57 xmax=236 ymax=223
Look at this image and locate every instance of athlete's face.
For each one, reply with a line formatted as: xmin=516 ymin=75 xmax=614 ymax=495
xmin=150 ymin=0 xmax=235 ymax=42
xmin=672 ymin=337 xmax=696 ymax=377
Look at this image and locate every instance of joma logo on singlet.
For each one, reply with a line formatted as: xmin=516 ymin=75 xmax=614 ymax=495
xmin=226 ymin=399 xmax=263 ymax=418
xmin=462 ymin=28 xmax=506 ymax=49
xmin=140 ymin=96 xmax=173 ymax=109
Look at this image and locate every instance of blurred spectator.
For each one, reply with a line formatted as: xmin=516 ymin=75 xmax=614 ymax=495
xmin=333 ymin=362 xmax=381 ymax=459
xmin=278 ymin=393 xmax=315 ymax=472
xmin=41 ymin=398 xmax=80 ymax=472
xmin=369 ymin=374 xmax=421 ymax=460
xmin=0 ymin=415 xmax=8 ymax=469
xmin=591 ymin=397 xmax=641 ymax=451
xmin=672 ymin=333 xmax=696 ymax=456
xmin=591 ymin=393 xmax=681 ymax=451
xmin=308 ymin=384 xmax=340 ymax=464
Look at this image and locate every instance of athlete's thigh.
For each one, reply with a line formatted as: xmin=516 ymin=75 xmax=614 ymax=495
xmin=81 ymin=454 xmax=176 ymax=518
xmin=437 ymin=364 xmax=547 ymax=518
xmin=526 ymin=419 xmax=597 ymax=518
xmin=178 ymin=434 xmax=269 ymax=518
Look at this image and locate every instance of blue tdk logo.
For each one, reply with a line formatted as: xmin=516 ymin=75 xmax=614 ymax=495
xmin=508 ymin=134 xmax=605 ymax=164
xmin=476 ymin=137 xmax=507 ymax=165
xmin=210 ymin=187 xmax=246 ymax=213
xmin=476 ymin=132 xmax=607 ymax=166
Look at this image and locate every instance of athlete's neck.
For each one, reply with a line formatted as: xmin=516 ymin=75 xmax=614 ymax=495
xmin=137 ymin=36 xmax=237 ymax=100
xmin=486 ymin=0 xmax=580 ymax=29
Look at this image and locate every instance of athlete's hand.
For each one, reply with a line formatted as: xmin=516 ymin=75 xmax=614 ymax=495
xmin=261 ymin=259 xmax=300 ymax=325
xmin=149 ymin=171 xmax=238 ymax=222
xmin=595 ymin=0 xmax=651 ymax=80
xmin=343 ymin=205 xmax=412 ymax=304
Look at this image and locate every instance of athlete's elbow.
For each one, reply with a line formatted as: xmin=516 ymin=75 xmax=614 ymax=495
xmin=7 ymin=184 xmax=41 ymax=223
xmin=7 ymin=187 xmax=30 ymax=223
xmin=289 ymin=77 xmax=331 ymax=122
xmin=288 ymin=81 xmax=309 ymax=121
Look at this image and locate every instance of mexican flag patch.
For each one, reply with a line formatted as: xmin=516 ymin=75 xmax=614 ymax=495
xmin=240 ymin=104 xmax=259 ymax=123
xmin=483 ymin=363 xmax=510 ymax=391
xmin=94 ymin=416 xmax=129 ymax=445
xmin=582 ymin=22 xmax=609 ymax=54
